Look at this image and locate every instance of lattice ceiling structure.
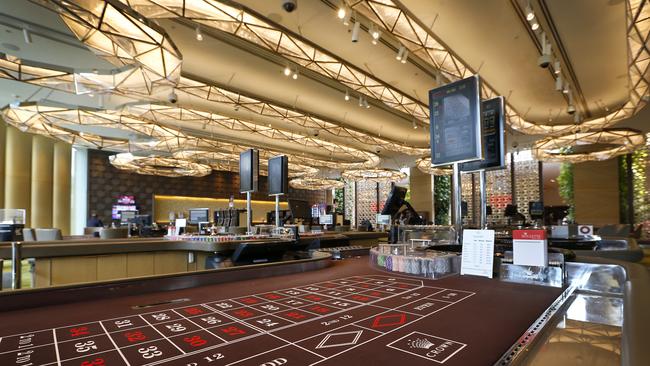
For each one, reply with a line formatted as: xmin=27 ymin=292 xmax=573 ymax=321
xmin=415 ymin=157 xmax=453 ymax=176
xmin=348 ymin=0 xmax=650 ymax=136
xmin=176 ymin=77 xmax=429 ymax=156
xmin=341 ymin=168 xmax=407 ymax=183
xmin=533 ymin=129 xmax=646 ymax=163
xmin=117 ymin=0 xmax=430 ymax=124
xmin=109 ymin=153 xmax=212 ymax=177
xmin=289 ymin=178 xmax=345 ymax=190
xmin=32 ymin=0 xmax=182 ymax=94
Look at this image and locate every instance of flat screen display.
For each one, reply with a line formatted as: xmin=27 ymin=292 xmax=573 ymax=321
xmin=461 ymin=96 xmax=505 ymax=172
xmin=240 ymin=149 xmax=259 ymax=193
xmin=112 ymin=205 xmax=137 ymax=219
xmin=429 ymin=75 xmax=482 ymax=166
xmin=189 ymin=208 xmax=210 ymax=224
xmin=119 ymin=210 xmax=137 ymax=223
xmin=288 ymin=199 xmax=312 ymax=220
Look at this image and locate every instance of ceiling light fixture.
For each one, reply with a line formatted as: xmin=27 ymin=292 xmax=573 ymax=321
xmin=533 ymin=129 xmax=646 ymax=163
xmin=412 ymin=120 xmax=417 ymax=129
xmin=337 ymin=7 xmax=347 ymax=19
xmin=22 ymin=28 xmax=32 ymax=44
xmin=553 ymin=60 xmax=561 ymax=75
xmin=283 ymin=66 xmax=291 ymax=76
xmin=292 ymin=69 xmax=298 ymax=80
xmin=195 ymin=25 xmax=204 ymax=41
xmin=531 ymin=21 xmax=540 ymax=31
xmin=358 ymin=95 xmax=363 ymax=107
xmin=289 ymin=178 xmax=344 ymax=190
xmin=351 ymin=20 xmax=361 ymax=42
xmin=341 ymin=168 xmax=407 ymax=183
xmin=370 ymin=24 xmax=381 ymax=45
xmin=525 ymin=3 xmax=535 ymax=21
xmin=342 ymin=9 xmax=352 ymax=26
xmin=415 ymin=157 xmax=452 ymax=175
xmin=344 ymin=89 xmax=350 ymax=101
xmin=555 ymin=74 xmax=563 ymax=91
xmin=400 ymin=49 xmax=409 ymax=64
xmin=396 ymin=45 xmax=405 ymax=61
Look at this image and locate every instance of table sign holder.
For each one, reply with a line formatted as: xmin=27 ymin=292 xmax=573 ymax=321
xmin=460 ymin=229 xmax=495 ymax=278
xmin=499 ymin=251 xmax=566 ymax=288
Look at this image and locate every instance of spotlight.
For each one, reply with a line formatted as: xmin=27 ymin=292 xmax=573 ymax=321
xmin=525 ymin=4 xmax=535 ymax=21
xmin=555 ymin=74 xmax=563 ymax=91
xmin=342 ymin=10 xmax=352 ymax=26
xmin=23 ymin=28 xmax=32 ymax=44
xmin=412 ymin=120 xmax=417 ymax=129
xmin=396 ymin=45 xmax=405 ymax=61
xmin=401 ymin=50 xmax=408 ymax=64
xmin=370 ymin=25 xmax=381 ymax=45
xmin=358 ymin=95 xmax=363 ymax=107
xmin=537 ymin=33 xmax=552 ymax=68
xmin=292 ymin=70 xmax=298 ymax=80
xmin=531 ymin=21 xmax=539 ymax=31
xmin=283 ymin=66 xmax=291 ymax=76
xmin=364 ymin=98 xmax=370 ymax=109
xmin=351 ymin=20 xmax=361 ymax=42
xmin=554 ymin=60 xmax=561 ymax=74
xmin=344 ymin=89 xmax=350 ymax=101
xmin=337 ymin=7 xmax=346 ymax=19
xmin=195 ymin=25 xmax=203 ymax=41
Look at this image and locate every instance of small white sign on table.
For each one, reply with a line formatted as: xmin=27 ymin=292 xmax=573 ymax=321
xmin=513 ymin=230 xmax=548 ymax=267
xmin=460 ymin=229 xmax=495 ymax=278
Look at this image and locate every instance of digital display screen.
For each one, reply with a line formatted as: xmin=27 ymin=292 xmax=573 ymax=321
xmin=319 ymin=214 xmax=333 ymax=225
xmin=461 ymin=96 xmax=505 ymax=172
xmin=189 ymin=209 xmax=209 ymax=224
xmin=112 ymin=205 xmax=137 ymax=219
xmin=429 ymin=75 xmax=482 ymax=166
xmin=376 ymin=214 xmax=391 ymax=225
xmin=119 ymin=210 xmax=137 ymax=223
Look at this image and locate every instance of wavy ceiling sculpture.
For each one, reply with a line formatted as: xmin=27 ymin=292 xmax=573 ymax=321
xmin=348 ymin=0 xmax=650 ymax=136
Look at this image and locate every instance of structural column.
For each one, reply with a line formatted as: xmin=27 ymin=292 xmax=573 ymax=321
xmin=0 ymin=121 xmax=6 ymax=207
xmin=4 ymin=126 xmax=33 ymax=225
xmin=31 ymin=135 xmax=54 ymax=228
xmin=53 ymin=142 xmax=72 ymax=235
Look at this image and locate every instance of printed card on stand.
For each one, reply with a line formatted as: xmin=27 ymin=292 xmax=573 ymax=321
xmin=513 ymin=230 xmax=548 ymax=267
xmin=460 ymin=229 xmax=495 ymax=278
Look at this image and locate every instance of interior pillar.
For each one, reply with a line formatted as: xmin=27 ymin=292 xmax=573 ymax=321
xmin=53 ymin=142 xmax=72 ymax=235
xmin=0 ymin=121 xmax=6 ymax=207
xmin=4 ymin=127 xmax=33 ymax=226
xmin=31 ymin=135 xmax=54 ymax=228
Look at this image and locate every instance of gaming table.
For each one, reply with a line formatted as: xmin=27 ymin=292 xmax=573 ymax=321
xmin=0 ymin=256 xmax=567 ymax=366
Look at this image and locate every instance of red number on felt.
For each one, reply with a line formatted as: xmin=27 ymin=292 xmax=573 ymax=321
xmin=241 ymin=298 xmax=258 ymax=304
xmin=351 ymin=295 xmax=370 ymax=301
xmin=80 ymin=358 xmax=105 ymax=366
xmin=285 ymin=312 xmax=306 ymax=320
xmin=183 ymin=335 xmax=208 ymax=347
xmin=264 ymin=294 xmax=281 ymax=300
xmin=184 ymin=307 xmax=204 ymax=315
xmin=233 ymin=309 xmax=253 ymax=318
xmin=124 ymin=331 xmax=147 ymax=342
xmin=220 ymin=326 xmax=246 ymax=335
xmin=305 ymin=295 xmax=322 ymax=301
xmin=310 ymin=306 xmax=330 ymax=314
xmin=70 ymin=327 xmax=90 ymax=337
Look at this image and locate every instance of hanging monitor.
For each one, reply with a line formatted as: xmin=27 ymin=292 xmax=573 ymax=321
xmin=461 ymin=96 xmax=506 ymax=172
xmin=429 ymin=75 xmax=483 ymax=166
xmin=239 ymin=149 xmax=259 ymax=193
xmin=268 ymin=155 xmax=289 ymax=195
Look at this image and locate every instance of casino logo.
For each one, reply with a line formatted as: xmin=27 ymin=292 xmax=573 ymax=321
xmin=387 ymin=332 xmax=466 ymax=363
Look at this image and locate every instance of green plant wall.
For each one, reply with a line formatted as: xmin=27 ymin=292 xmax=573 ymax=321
xmin=557 ymin=163 xmax=575 ymax=222
xmin=434 ymin=175 xmax=451 ymax=225
xmin=618 ymin=150 xmax=648 ymax=226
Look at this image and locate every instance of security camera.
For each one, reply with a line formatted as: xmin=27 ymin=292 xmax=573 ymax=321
xmin=567 ymin=104 xmax=576 ymax=114
xmin=310 ymin=128 xmax=320 ymax=137
xmin=168 ymin=91 xmax=178 ymax=104
xmin=282 ymin=0 xmax=297 ymax=12
xmin=374 ymin=146 xmax=383 ymax=154
xmin=538 ymin=54 xmax=552 ymax=68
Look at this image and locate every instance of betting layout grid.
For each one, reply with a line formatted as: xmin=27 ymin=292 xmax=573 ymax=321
xmin=0 ymin=275 xmax=475 ymax=366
